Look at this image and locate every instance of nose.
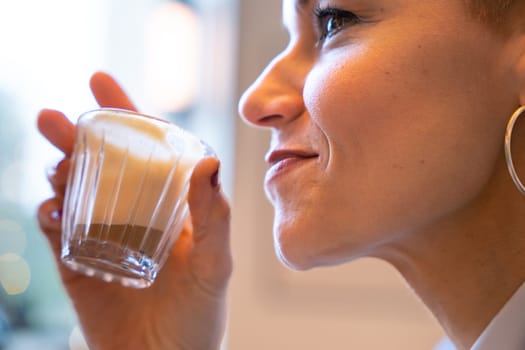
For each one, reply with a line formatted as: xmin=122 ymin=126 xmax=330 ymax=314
xmin=239 ymin=47 xmax=306 ymax=128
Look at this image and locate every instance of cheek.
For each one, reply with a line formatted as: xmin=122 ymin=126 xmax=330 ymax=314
xmin=302 ymin=37 xmax=507 ymax=237
xmin=304 ymin=46 xmax=405 ymax=152
xmin=304 ymin=48 xmax=407 ymax=172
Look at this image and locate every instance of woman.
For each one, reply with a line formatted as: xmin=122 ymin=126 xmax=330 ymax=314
xmin=37 ymin=0 xmax=525 ymax=349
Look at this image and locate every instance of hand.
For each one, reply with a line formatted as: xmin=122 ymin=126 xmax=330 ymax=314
xmin=36 ymin=72 xmax=232 ymax=350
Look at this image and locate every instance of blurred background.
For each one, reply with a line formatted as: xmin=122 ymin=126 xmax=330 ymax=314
xmin=0 ymin=0 xmax=447 ymax=349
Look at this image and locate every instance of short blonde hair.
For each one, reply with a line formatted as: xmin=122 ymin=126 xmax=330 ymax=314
xmin=466 ymin=0 xmax=524 ymax=32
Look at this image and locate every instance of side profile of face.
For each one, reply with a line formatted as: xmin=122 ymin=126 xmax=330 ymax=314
xmin=239 ymin=0 xmax=519 ymax=270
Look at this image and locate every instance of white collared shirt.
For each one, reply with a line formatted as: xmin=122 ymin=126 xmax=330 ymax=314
xmin=471 ymin=282 xmax=525 ymax=350
xmin=434 ymin=282 xmax=525 ymax=350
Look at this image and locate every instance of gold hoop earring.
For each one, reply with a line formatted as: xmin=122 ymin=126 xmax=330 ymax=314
xmin=505 ymin=106 xmax=525 ymax=195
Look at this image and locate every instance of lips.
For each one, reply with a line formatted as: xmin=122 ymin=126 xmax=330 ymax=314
xmin=266 ymin=149 xmax=317 ymax=164
xmin=265 ymin=148 xmax=318 ymax=182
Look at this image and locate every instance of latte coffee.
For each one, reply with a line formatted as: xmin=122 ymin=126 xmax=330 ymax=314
xmin=61 ymin=108 xmax=212 ymax=288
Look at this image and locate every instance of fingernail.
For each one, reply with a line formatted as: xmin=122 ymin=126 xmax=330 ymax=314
xmin=211 ymin=167 xmax=220 ymax=189
xmin=51 ymin=209 xmax=62 ymax=221
xmin=45 ymin=164 xmax=57 ymax=181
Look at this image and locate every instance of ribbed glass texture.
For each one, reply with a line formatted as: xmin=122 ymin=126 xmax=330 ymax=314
xmin=61 ymin=108 xmax=213 ymax=288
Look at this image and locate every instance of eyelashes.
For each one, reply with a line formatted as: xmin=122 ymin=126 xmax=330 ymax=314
xmin=313 ymin=5 xmax=362 ymax=44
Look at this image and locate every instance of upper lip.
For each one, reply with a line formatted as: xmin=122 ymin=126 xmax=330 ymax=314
xmin=265 ymin=149 xmax=318 ymax=166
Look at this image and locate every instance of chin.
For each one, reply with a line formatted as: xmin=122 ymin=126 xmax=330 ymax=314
xmin=274 ymin=242 xmax=315 ymax=271
xmin=272 ymin=211 xmax=371 ymax=271
xmin=272 ymin=217 xmax=333 ymax=271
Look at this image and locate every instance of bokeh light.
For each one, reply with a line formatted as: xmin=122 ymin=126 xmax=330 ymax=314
xmin=0 ymin=253 xmax=31 ymax=295
xmin=145 ymin=1 xmax=201 ymax=113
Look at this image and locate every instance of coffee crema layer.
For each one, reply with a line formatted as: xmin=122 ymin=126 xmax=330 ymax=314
xmin=73 ymin=224 xmax=164 ymax=257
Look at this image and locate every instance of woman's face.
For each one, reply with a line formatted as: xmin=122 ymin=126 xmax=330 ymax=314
xmin=239 ymin=0 xmax=518 ymax=269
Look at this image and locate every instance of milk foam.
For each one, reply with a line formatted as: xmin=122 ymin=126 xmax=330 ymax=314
xmin=77 ymin=109 xmax=204 ymax=230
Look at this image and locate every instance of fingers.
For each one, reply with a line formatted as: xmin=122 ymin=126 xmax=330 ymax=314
xmin=37 ymin=198 xmax=85 ymax=284
xmin=46 ymin=158 xmax=70 ymax=197
xmin=187 ymin=157 xmax=232 ymax=286
xmin=38 ymin=71 xmax=135 ymax=155
xmin=37 ymin=197 xmax=63 ymax=258
xmin=37 ymin=109 xmax=76 ymax=156
xmin=90 ymin=71 xmax=137 ymax=111
xmin=188 ymin=158 xmax=230 ymax=242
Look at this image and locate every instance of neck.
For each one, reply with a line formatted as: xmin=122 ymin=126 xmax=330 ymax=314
xmin=377 ymin=156 xmax=525 ymax=350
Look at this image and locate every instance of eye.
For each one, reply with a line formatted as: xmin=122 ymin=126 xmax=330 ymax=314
xmin=314 ymin=6 xmax=361 ymax=43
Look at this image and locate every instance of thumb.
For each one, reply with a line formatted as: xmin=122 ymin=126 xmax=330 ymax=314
xmin=187 ymin=157 xmax=232 ymax=287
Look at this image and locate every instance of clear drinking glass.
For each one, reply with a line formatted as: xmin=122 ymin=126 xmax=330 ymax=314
xmin=61 ymin=108 xmax=214 ymax=288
